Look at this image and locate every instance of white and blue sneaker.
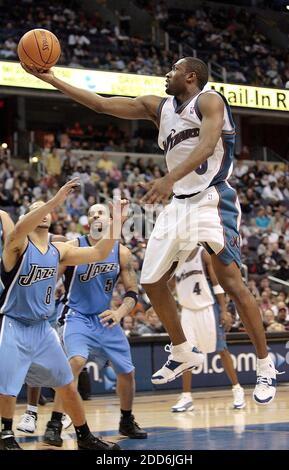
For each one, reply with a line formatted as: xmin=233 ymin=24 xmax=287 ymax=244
xmin=253 ymin=358 xmax=277 ymax=405
xmin=16 ymin=412 xmax=37 ymax=433
xmin=151 ymin=344 xmax=204 ymax=385
xmin=232 ymin=385 xmax=246 ymax=409
xmin=171 ymin=393 xmax=194 ymax=412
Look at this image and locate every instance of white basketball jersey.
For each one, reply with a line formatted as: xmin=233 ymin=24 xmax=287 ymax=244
xmin=175 ymin=246 xmax=214 ymax=310
xmin=158 ymin=90 xmax=235 ymax=196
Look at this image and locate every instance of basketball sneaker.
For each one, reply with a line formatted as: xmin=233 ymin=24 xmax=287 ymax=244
xmin=16 ymin=411 xmax=37 ymax=433
xmin=119 ymin=415 xmax=147 ymax=439
xmin=62 ymin=414 xmax=73 ymax=430
xmin=43 ymin=420 xmax=63 ymax=447
xmin=171 ymin=393 xmax=194 ymax=412
xmin=77 ymin=433 xmax=121 ymax=450
xmin=232 ymin=385 xmax=246 ymax=409
xmin=0 ymin=431 xmax=22 ymax=450
xmin=151 ymin=344 xmax=204 ymax=385
xmin=253 ymin=357 xmax=277 ymax=405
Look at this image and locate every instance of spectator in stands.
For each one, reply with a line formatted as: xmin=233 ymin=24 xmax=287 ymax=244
xmin=266 ymin=321 xmax=286 ymax=332
xmin=0 ymin=181 xmax=11 ymax=206
xmin=276 ymin=303 xmax=289 ymax=330
xmin=263 ymin=309 xmax=277 ymax=330
xmin=262 ymin=180 xmax=284 ymax=202
xmin=96 ymin=153 xmax=114 ymax=172
xmin=68 ymin=122 xmax=84 ymax=137
xmin=255 ymin=208 xmax=272 ymax=231
xmin=275 ymin=258 xmax=289 ymax=281
xmin=45 ymin=148 xmax=61 ymax=178
xmin=66 ymin=221 xmax=81 ymax=240
xmin=259 ymin=291 xmax=274 ymax=313
xmin=121 ymin=315 xmax=139 ymax=337
xmin=136 ymin=308 xmax=166 ymax=335
xmin=65 ymin=186 xmax=88 ymax=218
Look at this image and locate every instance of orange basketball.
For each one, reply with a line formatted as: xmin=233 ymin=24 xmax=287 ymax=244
xmin=17 ymin=29 xmax=61 ymax=70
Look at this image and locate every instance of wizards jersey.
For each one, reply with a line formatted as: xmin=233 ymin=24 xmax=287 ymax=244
xmin=175 ymin=246 xmax=215 ymax=310
xmin=158 ymin=90 xmax=235 ymax=196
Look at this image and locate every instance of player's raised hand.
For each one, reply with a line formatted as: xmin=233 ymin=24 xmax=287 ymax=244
xmin=51 ymin=177 xmax=80 ymax=207
xmin=141 ymin=175 xmax=174 ymax=205
xmin=109 ymin=198 xmax=130 ymax=224
xmin=20 ymin=62 xmax=55 ymax=83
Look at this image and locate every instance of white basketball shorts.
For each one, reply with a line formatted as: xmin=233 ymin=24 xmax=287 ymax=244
xmin=181 ymin=304 xmax=227 ymax=354
xmin=140 ymin=181 xmax=241 ymax=284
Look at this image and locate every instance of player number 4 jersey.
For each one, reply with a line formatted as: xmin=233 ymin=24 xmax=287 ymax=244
xmin=175 ymin=246 xmax=215 ymax=311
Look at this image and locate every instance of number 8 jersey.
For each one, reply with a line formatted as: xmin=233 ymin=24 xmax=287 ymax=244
xmin=175 ymin=246 xmax=214 ymax=311
xmin=59 ymin=236 xmax=120 ymax=318
xmin=158 ymin=90 xmax=235 ymax=196
xmin=0 ymin=239 xmax=59 ymax=323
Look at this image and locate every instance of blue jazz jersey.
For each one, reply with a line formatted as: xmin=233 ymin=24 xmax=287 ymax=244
xmin=0 ymin=215 xmax=3 ymax=262
xmin=0 ymin=216 xmax=3 ymax=294
xmin=0 ymin=239 xmax=59 ymax=324
xmin=59 ymin=236 xmax=120 ymax=319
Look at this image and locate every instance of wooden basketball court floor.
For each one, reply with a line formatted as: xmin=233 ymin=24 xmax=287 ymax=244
xmin=15 ymin=385 xmax=289 ymax=450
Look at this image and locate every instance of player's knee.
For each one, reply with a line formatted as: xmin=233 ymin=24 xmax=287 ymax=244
xmin=58 ymin=380 xmax=78 ymax=400
xmin=70 ymin=356 xmax=86 ymax=376
xmin=127 ymin=370 xmax=135 ymax=381
xmin=118 ymin=370 xmax=134 ymax=381
xmin=221 ymin=276 xmax=247 ymax=302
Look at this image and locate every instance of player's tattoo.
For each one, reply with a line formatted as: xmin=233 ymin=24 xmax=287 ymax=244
xmin=121 ymin=253 xmax=138 ymax=314
xmin=123 ymin=254 xmax=138 ymax=292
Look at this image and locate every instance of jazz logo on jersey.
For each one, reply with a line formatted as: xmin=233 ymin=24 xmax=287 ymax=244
xmin=18 ymin=264 xmax=57 ymax=286
xmin=79 ymin=263 xmax=118 ymax=282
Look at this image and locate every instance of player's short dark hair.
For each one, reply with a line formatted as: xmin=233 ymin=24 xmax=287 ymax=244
xmin=184 ymin=57 xmax=208 ymax=90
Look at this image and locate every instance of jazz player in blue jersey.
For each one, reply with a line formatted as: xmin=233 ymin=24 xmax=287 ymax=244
xmin=23 ymin=58 xmax=277 ymax=406
xmin=0 ymin=179 xmax=126 ymax=450
xmin=42 ymin=203 xmax=147 ymax=447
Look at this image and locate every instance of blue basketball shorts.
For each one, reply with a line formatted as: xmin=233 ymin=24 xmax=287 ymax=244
xmin=63 ymin=310 xmax=134 ymax=375
xmin=0 ymin=315 xmax=73 ymax=396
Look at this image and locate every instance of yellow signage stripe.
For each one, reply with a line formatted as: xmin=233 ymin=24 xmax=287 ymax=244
xmin=0 ymin=61 xmax=288 ymax=112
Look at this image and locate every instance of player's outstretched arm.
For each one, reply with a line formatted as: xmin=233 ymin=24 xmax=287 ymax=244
xmin=6 ymin=178 xmax=80 ymax=253
xmin=56 ymin=200 xmax=129 ymax=266
xmin=21 ymin=64 xmax=162 ymax=123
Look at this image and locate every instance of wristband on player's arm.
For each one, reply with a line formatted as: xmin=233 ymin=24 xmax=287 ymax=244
xmin=213 ymin=285 xmax=225 ymax=295
xmin=123 ymin=290 xmax=138 ymax=306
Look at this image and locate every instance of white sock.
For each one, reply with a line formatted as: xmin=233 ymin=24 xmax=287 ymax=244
xmin=257 ymin=355 xmax=272 ymax=367
xmin=232 ymin=383 xmax=241 ymax=390
xmin=172 ymin=342 xmax=192 ymax=354
xmin=182 ymin=392 xmax=192 ymax=399
xmin=27 ymin=405 xmax=38 ymax=414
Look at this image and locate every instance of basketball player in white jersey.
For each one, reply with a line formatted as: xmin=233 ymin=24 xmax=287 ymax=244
xmin=23 ymin=57 xmax=276 ymax=405
xmin=171 ymin=246 xmax=245 ymax=412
